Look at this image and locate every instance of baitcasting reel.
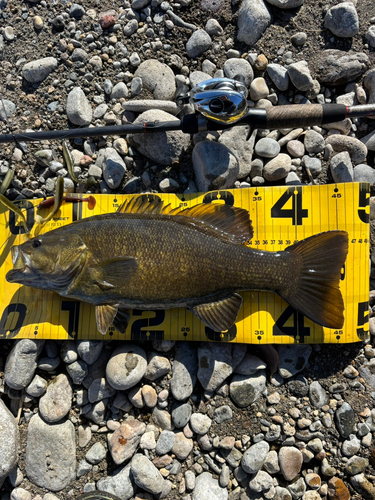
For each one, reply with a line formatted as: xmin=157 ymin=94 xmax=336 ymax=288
xmin=176 ymin=78 xmax=248 ymax=124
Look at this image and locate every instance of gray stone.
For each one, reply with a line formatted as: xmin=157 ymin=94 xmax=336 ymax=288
xmin=278 ymin=345 xmax=312 ymax=378
xmin=22 ymin=57 xmax=58 ymax=83
xmin=234 ymin=353 xmax=266 ymax=375
xmin=0 ymin=399 xmax=19 ymax=489
xmin=285 ymin=171 xmax=301 ymax=185
xmin=193 ymin=140 xmax=239 ymax=191
xmin=350 ymin=473 xmax=375 ymax=499
xmin=124 ymin=19 xmax=138 ymax=36
xmin=66 ymin=87 xmax=92 ymax=126
xmin=76 ymin=460 xmax=92 ymax=478
xmin=359 ymin=359 xmax=375 ymax=387
xmin=330 ymin=151 xmax=354 ymax=183
xmin=205 ymin=19 xmax=223 ymax=36
xmin=66 ymin=359 xmax=88 ymax=385
xmin=152 ymin=340 xmax=175 ymax=352
xmin=38 ymin=356 xmax=60 ymax=372
xmin=255 ymin=137 xmax=280 ymax=158
xmin=26 ymin=414 xmax=75 ymax=491
xmin=186 ymin=30 xmax=212 ymax=58
xmin=345 ymin=456 xmax=369 ymax=475
xmin=315 ymin=50 xmax=369 ymax=86
xmin=97 ymin=463 xmax=135 ymax=500
xmin=342 ymin=435 xmax=361 ymax=457
xmin=0 ymin=100 xmax=16 ymax=121
xmin=237 ymin=0 xmax=271 ymax=46
xmin=190 ymin=413 xmax=212 ymax=435
xmin=5 ymin=339 xmax=44 ymax=390
xmin=214 ymin=405 xmax=233 ymax=424
xmin=86 ymin=442 xmax=107 ymax=464
xmin=131 ymin=454 xmax=164 ymax=494
xmin=360 ymin=129 xmax=375 ymax=151
xmin=190 ymin=71 xmax=212 ymax=88
xmin=8 ymin=468 xmax=24 ymax=488
xmin=170 ymin=343 xmax=198 ymax=401
xmin=192 ymin=472 xmax=228 ymax=500
xmin=155 ymin=430 xmax=175 ymax=455
xmin=249 ymin=470 xmax=273 ymax=492
xmin=128 ymin=109 xmax=190 ymax=165
xmin=111 ymin=82 xmax=129 ymax=99
xmin=152 ymin=407 xmax=174 ymax=430
xmin=230 ymin=370 xmax=267 ymax=407
xmin=60 ymin=340 xmax=78 ymax=363
xmin=326 ymin=135 xmax=367 ymax=165
xmin=198 ymin=344 xmax=245 ymax=392
xmin=218 ymin=126 xmax=254 ymax=179
xmin=159 ymin=177 xmax=179 ymax=192
xmin=335 ymin=402 xmax=356 ymax=438
xmin=324 ymin=2 xmax=359 ymax=38
xmin=134 ymin=60 xmax=175 ymax=100
xmin=76 ymin=341 xmax=103 ymax=365
xmin=287 ymin=477 xmax=306 ymax=499
xmin=172 ymin=432 xmax=193 ymax=460
xmin=26 ymin=374 xmax=47 ymax=397
xmin=172 ymin=402 xmax=192 ymax=428
xmin=267 ymin=64 xmax=289 ymax=91
xmin=266 ymin=0 xmax=304 ymax=7
xmin=287 ymin=61 xmax=315 ymax=91
xmin=304 ymin=130 xmax=325 ymax=154
xmin=309 ymin=381 xmax=329 ymax=408
xmin=71 ymin=48 xmax=88 ymax=62
xmin=96 ymin=147 xmax=126 ymax=189
xmin=106 ymin=344 xmax=147 ymax=390
xmin=354 ymin=164 xmax=375 ymax=184
xmin=263 ymin=153 xmax=291 ymax=181
xmin=291 ymin=32 xmax=307 ymax=45
xmin=241 ymin=441 xmax=269 ymax=474
xmin=88 ymin=378 xmax=116 ymax=403
xmin=144 ymin=351 xmax=171 ymax=381
xmin=303 ymin=156 xmax=322 ymax=176
xmin=223 ymin=58 xmax=254 ymax=86
xmin=70 ymin=3 xmax=85 ymax=18
xmin=39 ymin=373 xmax=73 ymax=423
xmin=365 ymin=26 xmax=375 ymax=48
xmin=123 ymin=100 xmax=180 ymax=115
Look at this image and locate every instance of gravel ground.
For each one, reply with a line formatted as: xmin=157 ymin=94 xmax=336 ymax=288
xmin=2 ymin=0 xmax=375 ymax=499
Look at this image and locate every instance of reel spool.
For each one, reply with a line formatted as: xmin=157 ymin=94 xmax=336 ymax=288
xmin=189 ymin=78 xmax=248 ymax=124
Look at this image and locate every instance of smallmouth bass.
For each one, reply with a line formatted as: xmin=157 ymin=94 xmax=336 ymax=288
xmin=6 ymin=196 xmax=349 ymax=335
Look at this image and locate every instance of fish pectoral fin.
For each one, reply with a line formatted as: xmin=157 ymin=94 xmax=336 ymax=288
xmin=95 ymin=304 xmax=119 ymax=335
xmin=191 ymin=293 xmax=243 ymax=332
xmin=92 ymin=256 xmax=138 ymax=286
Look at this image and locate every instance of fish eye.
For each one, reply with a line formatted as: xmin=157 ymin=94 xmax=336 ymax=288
xmin=32 ymin=239 xmax=42 ymax=248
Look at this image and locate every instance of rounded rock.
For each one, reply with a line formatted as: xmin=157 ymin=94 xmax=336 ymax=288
xmin=186 ymin=30 xmax=212 ymax=59
xmin=279 ymin=446 xmax=303 ymax=481
xmin=255 ymin=137 xmax=280 ymax=158
xmin=106 ymin=344 xmax=147 ymax=390
xmin=66 ymin=87 xmax=92 ymax=126
xmin=263 ymin=153 xmax=291 ymax=181
xmin=39 ymin=373 xmax=73 ymax=423
xmin=241 ymin=441 xmax=269 ymax=474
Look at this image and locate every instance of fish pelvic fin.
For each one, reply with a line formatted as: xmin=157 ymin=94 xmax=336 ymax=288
xmin=95 ymin=304 xmax=119 ymax=335
xmin=191 ymin=293 xmax=243 ymax=332
xmin=281 ymin=230 xmax=349 ymax=330
xmin=117 ymin=196 xmax=253 ymax=244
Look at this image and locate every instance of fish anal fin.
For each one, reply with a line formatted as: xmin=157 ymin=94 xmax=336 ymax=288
xmin=116 ymin=196 xmax=253 ymax=244
xmin=191 ymin=293 xmax=243 ymax=332
xmin=113 ymin=309 xmax=130 ymax=334
xmin=96 ymin=304 xmax=119 ymax=335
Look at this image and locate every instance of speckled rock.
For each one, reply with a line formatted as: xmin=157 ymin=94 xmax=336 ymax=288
xmin=131 ymin=453 xmax=164 ymax=494
xmin=39 ymin=374 xmax=73 ymax=423
xmin=108 ymin=419 xmax=146 ymax=465
xmin=279 ymin=446 xmax=303 ymax=481
xmin=106 ymin=344 xmax=147 ymax=390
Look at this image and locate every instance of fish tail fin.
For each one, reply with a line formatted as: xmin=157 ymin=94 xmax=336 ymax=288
xmin=281 ymin=231 xmax=348 ymax=329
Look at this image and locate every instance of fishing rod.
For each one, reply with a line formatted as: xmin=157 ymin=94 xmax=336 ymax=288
xmin=1 ymin=78 xmax=375 ymax=144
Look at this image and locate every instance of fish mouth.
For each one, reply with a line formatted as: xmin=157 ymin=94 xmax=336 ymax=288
xmin=6 ymin=246 xmax=34 ymax=283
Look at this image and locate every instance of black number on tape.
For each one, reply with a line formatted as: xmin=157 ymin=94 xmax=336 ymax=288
xmin=61 ymin=300 xmax=80 ymax=338
xmin=273 ymin=305 xmax=310 ymax=342
xmin=203 ymin=191 xmax=234 ymax=206
xmin=131 ymin=309 xmax=165 ymax=340
xmin=271 ymin=187 xmax=308 ymax=226
xmin=356 ymin=301 xmax=369 ymax=340
xmin=0 ymin=303 xmax=27 ymax=337
xmin=358 ymin=186 xmax=369 ymax=224
xmin=204 ymin=324 xmax=237 ymax=342
xmin=9 ymin=201 xmax=35 ymax=234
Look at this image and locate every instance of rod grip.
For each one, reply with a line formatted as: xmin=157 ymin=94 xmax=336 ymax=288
xmin=266 ymin=104 xmax=347 ymax=130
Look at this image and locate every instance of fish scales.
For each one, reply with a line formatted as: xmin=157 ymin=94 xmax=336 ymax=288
xmin=6 ymin=198 xmax=349 ymax=335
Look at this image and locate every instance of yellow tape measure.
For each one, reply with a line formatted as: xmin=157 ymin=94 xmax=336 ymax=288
xmin=0 ymin=183 xmax=370 ymax=344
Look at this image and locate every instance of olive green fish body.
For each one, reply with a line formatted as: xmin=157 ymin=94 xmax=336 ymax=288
xmin=6 ymin=198 xmax=349 ymax=335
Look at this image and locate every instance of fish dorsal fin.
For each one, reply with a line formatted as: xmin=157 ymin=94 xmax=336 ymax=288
xmin=191 ymin=293 xmax=243 ymax=332
xmin=96 ymin=304 xmax=119 ymax=335
xmin=117 ymin=197 xmax=253 ymax=244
